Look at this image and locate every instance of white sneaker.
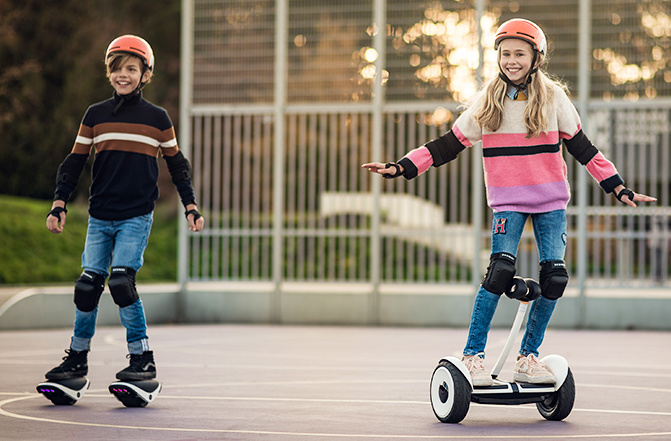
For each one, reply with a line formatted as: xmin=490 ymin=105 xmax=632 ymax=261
xmin=462 ymin=355 xmax=493 ymax=386
xmin=514 ymin=354 xmax=555 ymax=384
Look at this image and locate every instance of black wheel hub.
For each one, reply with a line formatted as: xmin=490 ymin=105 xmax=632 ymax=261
xmin=439 ymin=381 xmax=449 ymax=404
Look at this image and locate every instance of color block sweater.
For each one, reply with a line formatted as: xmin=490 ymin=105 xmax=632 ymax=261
xmin=399 ymin=84 xmax=623 ymax=213
xmin=53 ymin=92 xmax=195 ymax=220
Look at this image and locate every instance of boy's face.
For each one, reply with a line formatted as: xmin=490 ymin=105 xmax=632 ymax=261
xmin=109 ymin=56 xmax=150 ymax=96
xmin=498 ymin=39 xmax=535 ymax=84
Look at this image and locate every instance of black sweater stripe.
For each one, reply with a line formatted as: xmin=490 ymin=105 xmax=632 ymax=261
xmin=483 ymin=142 xmax=561 ymax=158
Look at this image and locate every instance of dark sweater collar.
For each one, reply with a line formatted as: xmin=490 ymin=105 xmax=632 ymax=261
xmin=112 ymin=90 xmax=143 ymax=114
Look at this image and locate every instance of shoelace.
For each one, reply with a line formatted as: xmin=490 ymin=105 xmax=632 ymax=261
xmin=526 ymin=355 xmax=548 ymax=373
xmin=465 ymin=356 xmax=485 ymax=372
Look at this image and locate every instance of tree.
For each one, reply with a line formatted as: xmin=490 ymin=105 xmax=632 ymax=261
xmin=0 ymin=0 xmax=181 ymax=200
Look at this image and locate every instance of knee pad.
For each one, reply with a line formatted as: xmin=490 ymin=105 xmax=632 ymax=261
xmin=482 ymin=252 xmax=516 ymax=295
xmin=74 ymin=271 xmax=105 ymax=312
xmin=539 ymin=260 xmax=569 ymax=300
xmin=108 ymin=267 xmax=139 ymax=308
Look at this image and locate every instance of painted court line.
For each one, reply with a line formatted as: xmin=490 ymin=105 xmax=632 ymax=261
xmin=2 ymin=391 xmax=671 ymax=439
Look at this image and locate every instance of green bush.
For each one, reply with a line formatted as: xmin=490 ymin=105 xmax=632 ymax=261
xmin=0 ymin=195 xmax=177 ymax=285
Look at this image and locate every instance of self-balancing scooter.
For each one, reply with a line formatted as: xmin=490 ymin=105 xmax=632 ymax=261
xmin=37 ymin=377 xmax=161 ymax=407
xmin=37 ymin=377 xmax=90 ymax=405
xmin=430 ymin=278 xmax=575 ymax=423
xmin=109 ymin=379 xmax=162 ymax=407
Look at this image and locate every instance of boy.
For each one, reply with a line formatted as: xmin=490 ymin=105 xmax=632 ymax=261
xmin=45 ymin=35 xmax=204 ymax=381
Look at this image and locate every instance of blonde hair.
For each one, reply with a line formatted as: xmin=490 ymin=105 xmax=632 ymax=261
xmin=468 ymin=50 xmax=568 ymax=138
xmin=105 ymin=53 xmax=152 ymax=85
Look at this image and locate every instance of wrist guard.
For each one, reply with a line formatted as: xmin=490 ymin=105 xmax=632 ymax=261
xmin=47 ymin=206 xmax=68 ymax=221
xmin=616 ymin=188 xmax=635 ymax=203
xmin=185 ymin=209 xmax=202 ymax=221
xmin=382 ymin=162 xmax=402 ymax=179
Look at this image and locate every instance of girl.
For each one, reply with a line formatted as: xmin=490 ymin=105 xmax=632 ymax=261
xmin=363 ymin=19 xmax=655 ymax=386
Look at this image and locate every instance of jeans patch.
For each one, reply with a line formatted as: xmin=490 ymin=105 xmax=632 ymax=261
xmin=493 ymin=217 xmax=507 ymax=234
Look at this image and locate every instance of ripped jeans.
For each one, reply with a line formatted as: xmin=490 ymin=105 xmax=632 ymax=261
xmin=70 ymin=214 xmax=153 ymax=355
xmin=463 ymin=210 xmax=567 ymax=358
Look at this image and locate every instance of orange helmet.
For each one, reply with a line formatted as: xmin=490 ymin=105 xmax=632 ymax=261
xmin=105 ymin=35 xmax=155 ymax=72
xmin=494 ymin=19 xmax=547 ymax=54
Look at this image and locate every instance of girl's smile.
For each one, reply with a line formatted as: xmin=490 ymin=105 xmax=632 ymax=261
xmin=499 ymin=39 xmax=535 ymax=84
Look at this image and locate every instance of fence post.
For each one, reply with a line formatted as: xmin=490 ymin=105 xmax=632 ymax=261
xmin=576 ymin=0 xmax=592 ymax=327
xmin=369 ymin=0 xmax=387 ymax=324
xmin=471 ymin=0 xmax=485 ymax=292
xmin=177 ymin=0 xmax=195 ymax=322
xmin=272 ymin=0 xmax=289 ymax=323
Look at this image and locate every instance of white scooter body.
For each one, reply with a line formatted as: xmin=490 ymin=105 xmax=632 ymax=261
xmin=430 ymin=294 xmax=576 ymax=423
xmin=439 ymin=354 xmax=568 ymax=404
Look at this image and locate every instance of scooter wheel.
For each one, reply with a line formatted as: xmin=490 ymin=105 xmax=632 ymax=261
xmin=537 ymin=368 xmax=575 ymax=421
xmin=430 ymin=360 xmax=471 ymax=424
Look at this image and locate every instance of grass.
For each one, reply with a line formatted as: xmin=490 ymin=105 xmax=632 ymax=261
xmin=0 ymin=195 xmax=177 ymax=285
xmin=0 ymin=194 xmax=471 ymax=285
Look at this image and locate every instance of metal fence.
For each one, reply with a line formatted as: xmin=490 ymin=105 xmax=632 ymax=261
xmin=178 ymin=0 xmax=671 ymax=323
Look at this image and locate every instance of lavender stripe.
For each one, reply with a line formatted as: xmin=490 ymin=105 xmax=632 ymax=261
xmin=487 ymin=180 xmax=571 ymax=213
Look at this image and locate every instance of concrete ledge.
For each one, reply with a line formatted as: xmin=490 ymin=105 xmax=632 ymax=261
xmin=1 ymin=282 xmax=670 ymax=330
xmin=184 ymin=291 xmax=273 ymax=323
xmin=0 ymin=285 xmax=179 ymax=330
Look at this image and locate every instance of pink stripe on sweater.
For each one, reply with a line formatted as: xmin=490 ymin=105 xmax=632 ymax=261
xmin=483 ymin=153 xmax=567 ymax=188
xmin=404 ymin=146 xmax=433 ymax=175
xmin=482 ymin=131 xmax=559 ymax=148
xmin=585 ymin=152 xmax=619 ymax=183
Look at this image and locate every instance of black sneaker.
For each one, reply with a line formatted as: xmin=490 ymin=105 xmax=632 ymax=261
xmin=116 ymin=351 xmax=156 ymax=381
xmin=45 ymin=349 xmax=88 ymax=381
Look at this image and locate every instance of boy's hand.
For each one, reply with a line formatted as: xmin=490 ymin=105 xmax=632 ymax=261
xmin=46 ymin=201 xmax=67 ymax=234
xmin=614 ymin=185 xmax=657 ymax=208
xmin=185 ymin=204 xmax=204 ymax=232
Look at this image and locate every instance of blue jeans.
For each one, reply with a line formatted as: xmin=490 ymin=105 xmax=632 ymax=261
xmin=464 ymin=210 xmax=567 ymax=358
xmin=71 ymin=214 xmax=153 ymax=354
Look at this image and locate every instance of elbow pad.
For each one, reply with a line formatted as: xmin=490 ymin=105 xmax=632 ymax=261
xmin=54 ymin=153 xmax=88 ymax=202
xmin=165 ymin=151 xmax=192 ymax=184
xmin=425 ymin=130 xmax=466 ymax=167
xmin=564 ymin=130 xmax=598 ymax=165
xmin=165 ymin=151 xmax=197 ymax=206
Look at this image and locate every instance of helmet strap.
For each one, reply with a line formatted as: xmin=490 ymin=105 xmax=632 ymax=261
xmin=112 ymin=88 xmax=142 ymax=115
xmin=112 ymin=66 xmax=148 ymax=115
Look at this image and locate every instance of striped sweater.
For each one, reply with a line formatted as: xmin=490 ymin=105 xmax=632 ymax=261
xmin=54 ymin=92 xmax=195 ymax=220
xmin=399 ymin=84 xmax=623 ymax=213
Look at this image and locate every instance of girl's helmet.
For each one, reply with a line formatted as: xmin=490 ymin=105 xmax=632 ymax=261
xmin=105 ymin=35 xmax=155 ymax=72
xmin=494 ymin=19 xmax=547 ymax=55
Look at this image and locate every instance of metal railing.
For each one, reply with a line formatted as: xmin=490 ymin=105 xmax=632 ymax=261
xmin=178 ymin=0 xmax=671 ymax=324
xmin=181 ymin=103 xmax=671 ymax=283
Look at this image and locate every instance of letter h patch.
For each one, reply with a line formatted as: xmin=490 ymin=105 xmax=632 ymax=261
xmin=493 ymin=217 xmax=507 ymax=235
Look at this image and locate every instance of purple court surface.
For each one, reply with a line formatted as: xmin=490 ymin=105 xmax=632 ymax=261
xmin=1 ymin=324 xmax=670 ymax=440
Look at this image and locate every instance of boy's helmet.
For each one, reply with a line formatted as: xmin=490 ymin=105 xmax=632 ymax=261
xmin=106 ymin=35 xmax=155 ymax=72
xmin=494 ymin=19 xmax=547 ymax=55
